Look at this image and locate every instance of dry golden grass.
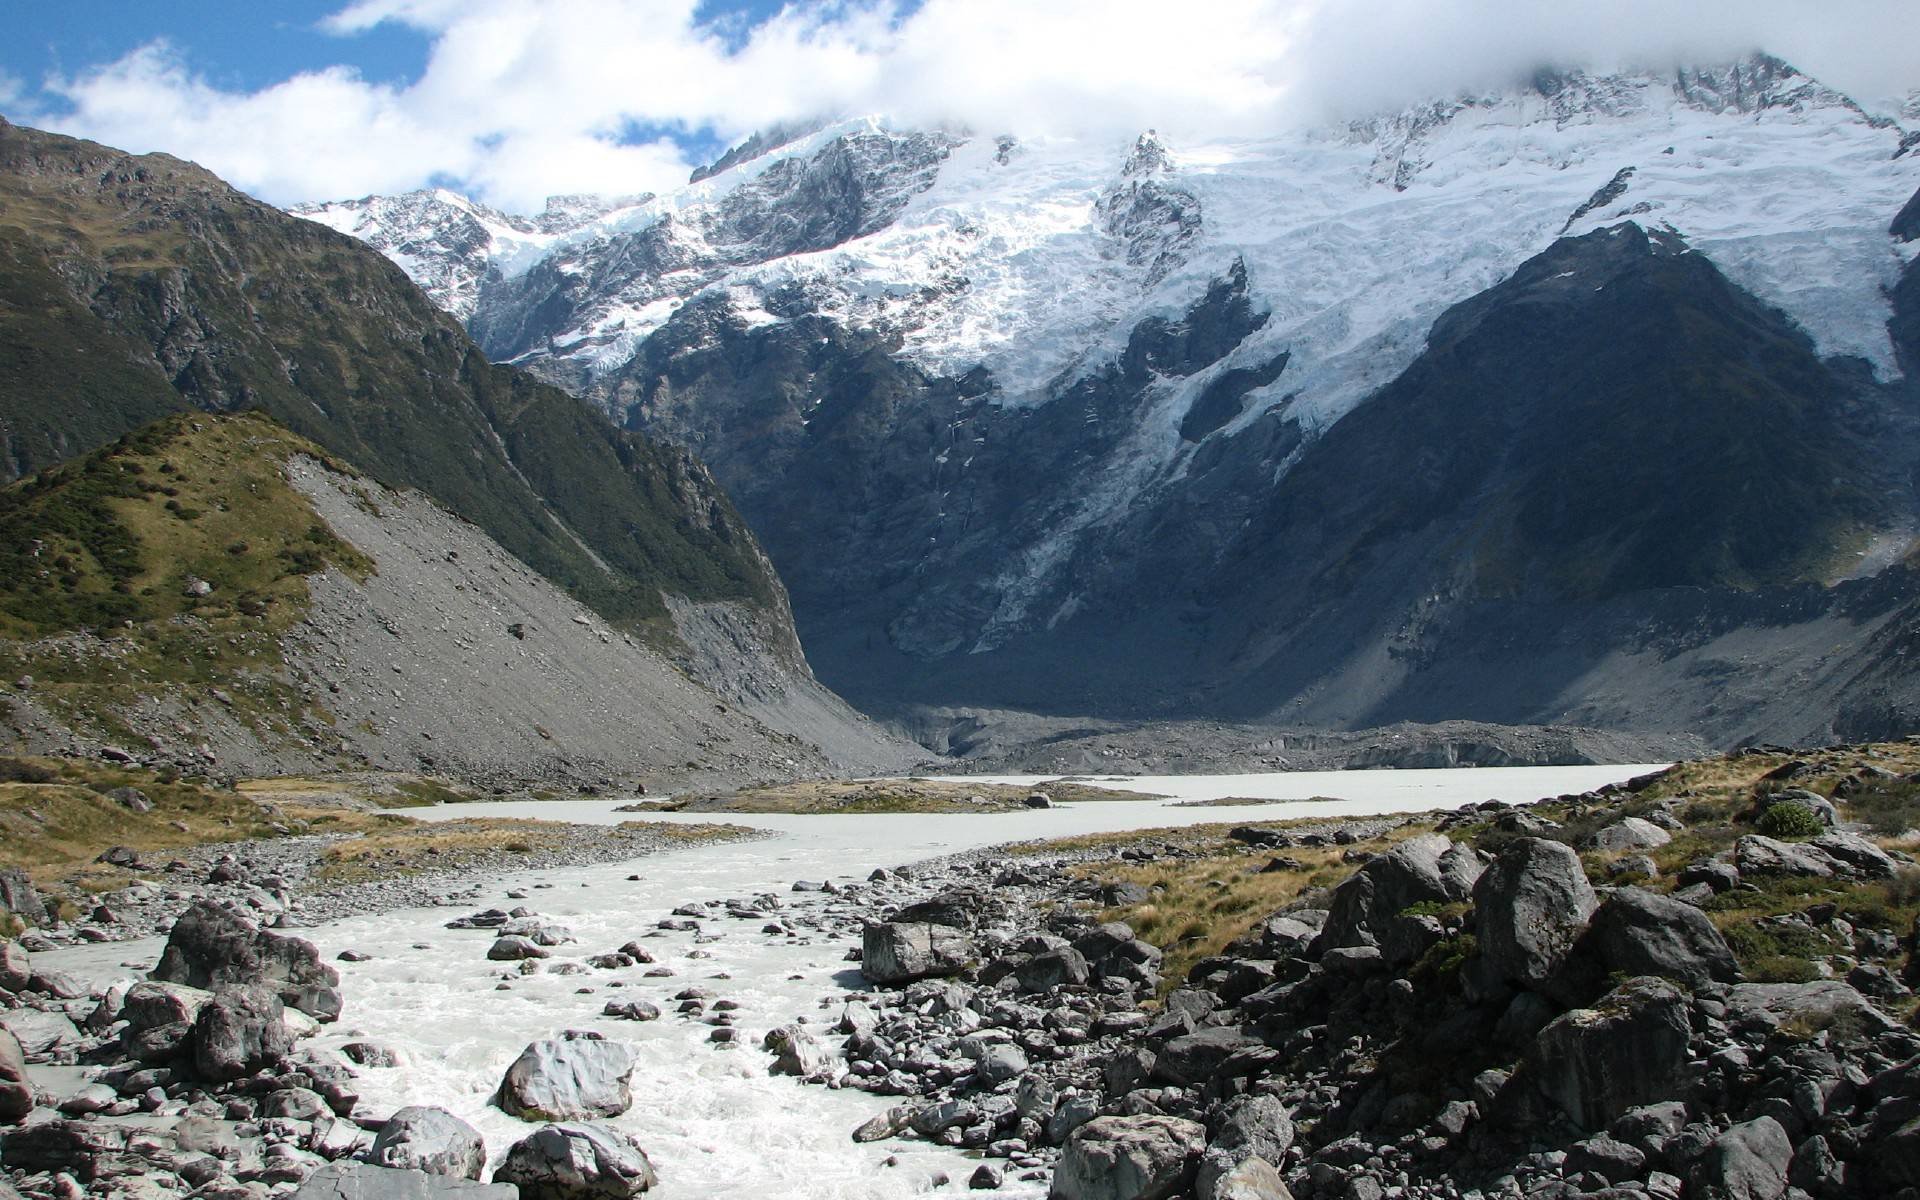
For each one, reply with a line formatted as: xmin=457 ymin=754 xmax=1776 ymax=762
xmin=310 ymin=818 xmax=566 ymax=885
xmin=1030 ymin=818 xmax=1438 ymax=988
xmin=237 ymin=773 xmax=479 ymax=810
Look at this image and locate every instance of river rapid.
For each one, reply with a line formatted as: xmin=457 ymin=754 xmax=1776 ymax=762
xmin=39 ymin=764 xmax=1659 ymax=1200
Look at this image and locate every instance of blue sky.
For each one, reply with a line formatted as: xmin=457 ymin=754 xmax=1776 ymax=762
xmin=2 ymin=0 xmax=1912 ymax=212
xmin=1 ymin=1 xmax=806 ymax=179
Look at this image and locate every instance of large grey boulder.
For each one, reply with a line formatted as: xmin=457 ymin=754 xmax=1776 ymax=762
xmin=0 ymin=871 xmax=41 ymax=929
xmin=1473 ymin=837 xmax=1596 ymax=991
xmin=369 ymin=1107 xmax=487 ymax=1180
xmin=1552 ymin=887 xmax=1742 ymax=1004
xmin=0 ymin=940 xmax=28 ymax=992
xmin=1196 ymin=1095 xmax=1295 ymax=1200
xmin=1722 ymin=981 xmax=1896 ymax=1038
xmin=122 ymin=981 xmax=215 ymax=1033
xmin=1690 ymin=1116 xmax=1792 ymax=1200
xmin=1153 ymin=1026 xmax=1261 ymax=1087
xmin=1322 ymin=835 xmax=1482 ymax=950
xmin=0 ymin=1010 xmax=78 ymax=1062
xmin=292 ymin=1161 xmax=516 ymax=1200
xmin=0 ymin=1027 xmax=29 ymax=1124
xmin=495 ymin=1033 xmax=639 ymax=1122
xmin=1531 ymin=977 xmax=1692 ymax=1131
xmin=153 ymin=901 xmax=343 ymax=1021
xmin=1584 ymin=818 xmax=1671 ymax=852
xmin=1811 ymin=831 xmax=1898 ymax=879
xmin=1204 ymin=1159 xmax=1292 ymax=1200
xmin=1071 ymin=923 xmax=1165 ymax=989
xmin=493 ymin=1123 xmax=657 ymax=1200
xmin=1733 ymin=836 xmax=1836 ymax=879
xmin=192 ymin=984 xmax=296 ymax=1082
xmin=861 ymin=922 xmax=971 ymax=985
xmin=1051 ymin=1115 xmax=1207 ymax=1200
xmin=1017 ymin=946 xmax=1092 ymax=992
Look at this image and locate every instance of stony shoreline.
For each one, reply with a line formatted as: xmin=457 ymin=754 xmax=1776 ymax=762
xmin=7 ymin=820 xmax=769 ymax=949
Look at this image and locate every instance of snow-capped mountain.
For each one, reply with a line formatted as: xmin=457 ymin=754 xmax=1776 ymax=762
xmin=299 ymin=55 xmax=1920 ymax=746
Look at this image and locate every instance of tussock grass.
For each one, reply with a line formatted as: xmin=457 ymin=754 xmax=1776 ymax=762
xmin=0 ymin=755 xmax=395 ymax=888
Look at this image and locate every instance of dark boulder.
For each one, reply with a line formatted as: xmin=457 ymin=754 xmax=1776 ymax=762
xmin=153 ymin=901 xmax=342 ymax=1021
xmin=493 ymin=1123 xmax=657 ymax=1200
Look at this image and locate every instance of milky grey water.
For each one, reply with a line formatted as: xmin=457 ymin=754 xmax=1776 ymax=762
xmin=40 ymin=764 xmax=1658 ymax=1199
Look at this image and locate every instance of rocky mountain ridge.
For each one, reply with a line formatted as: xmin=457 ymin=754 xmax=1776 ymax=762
xmin=301 ymin=56 xmax=1920 ymax=748
xmin=0 ymin=117 xmax=919 ymax=782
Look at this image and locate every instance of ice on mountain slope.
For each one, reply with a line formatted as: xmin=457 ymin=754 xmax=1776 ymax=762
xmin=297 ymin=61 xmax=1919 ymax=562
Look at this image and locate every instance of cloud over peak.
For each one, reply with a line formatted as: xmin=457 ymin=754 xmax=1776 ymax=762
xmin=20 ymin=0 xmax=1920 ymax=211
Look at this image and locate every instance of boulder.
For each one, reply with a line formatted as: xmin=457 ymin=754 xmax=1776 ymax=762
xmin=153 ymin=901 xmax=342 ymax=1021
xmin=1051 ymin=1115 xmax=1206 ymax=1200
xmin=122 ymin=981 xmax=215 ymax=1033
xmin=1584 ymin=817 xmax=1671 ymax=852
xmin=1811 ymin=831 xmax=1898 ymax=879
xmin=192 ymin=984 xmax=295 ymax=1082
xmin=493 ymin=1123 xmax=657 ymax=1200
xmin=495 ymin=1033 xmax=639 ymax=1121
xmin=600 ymin=1000 xmax=661 ymax=1023
xmin=763 ymin=1024 xmax=834 ymax=1080
xmin=1690 ymin=1116 xmax=1791 ymax=1200
xmin=0 ymin=941 xmax=28 ymax=992
xmin=1552 ymin=887 xmax=1741 ymax=1004
xmin=292 ymin=1161 xmax=516 ymax=1200
xmin=1472 ymin=837 xmax=1596 ymax=991
xmin=1530 ymin=977 xmax=1692 ymax=1131
xmin=1203 ymin=1158 xmax=1291 ymax=1200
xmin=1722 ymin=981 xmax=1896 ymax=1039
xmin=369 ymin=1107 xmax=487 ymax=1180
xmin=0 ymin=871 xmax=41 ymax=928
xmin=0 ymin=1027 xmax=29 ymax=1124
xmin=861 ymin=922 xmax=972 ymax=985
xmin=488 ymin=937 xmax=550 ymax=962
xmin=1322 ymin=835 xmax=1480 ymax=950
xmin=1196 ymin=1094 xmax=1295 ymax=1199
xmin=1017 ymin=946 xmax=1092 ymax=992
xmin=1153 ymin=1026 xmax=1261 ymax=1087
xmin=0 ymin=1009 xmax=78 ymax=1062
xmin=1734 ymin=836 xmax=1836 ymax=879
xmin=1072 ymin=924 xmax=1164 ymax=989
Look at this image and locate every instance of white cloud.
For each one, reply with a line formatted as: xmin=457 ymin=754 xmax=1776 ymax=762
xmin=20 ymin=0 xmax=1920 ymax=211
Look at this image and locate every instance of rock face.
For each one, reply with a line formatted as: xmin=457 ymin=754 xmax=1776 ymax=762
xmin=1530 ymin=977 xmax=1693 ymax=1131
xmin=369 ymin=1107 xmax=488 ymax=1180
xmin=153 ymin=902 xmax=343 ymax=1021
xmin=492 ymin=1123 xmax=658 ymax=1200
xmin=292 ymin=1161 xmax=517 ymax=1200
xmin=1473 ymin=837 xmax=1597 ymax=990
xmin=495 ymin=1034 xmax=639 ymax=1122
xmin=861 ymin=922 xmax=971 ymax=985
xmin=1051 ymin=1115 xmax=1207 ymax=1200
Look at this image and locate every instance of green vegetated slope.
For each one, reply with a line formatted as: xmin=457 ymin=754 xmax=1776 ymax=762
xmin=0 ymin=410 xmax=368 ymax=744
xmin=0 ymin=116 xmax=778 ymax=634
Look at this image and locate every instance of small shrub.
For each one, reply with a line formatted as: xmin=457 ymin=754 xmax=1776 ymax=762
xmin=1756 ymin=801 xmax=1824 ymax=840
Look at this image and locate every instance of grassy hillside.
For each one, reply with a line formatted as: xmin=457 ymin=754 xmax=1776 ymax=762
xmin=0 ymin=116 xmax=778 ymax=634
xmin=0 ymin=411 xmax=368 ymax=746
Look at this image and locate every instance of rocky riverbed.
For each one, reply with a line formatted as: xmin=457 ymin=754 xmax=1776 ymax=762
xmin=5 ymin=747 xmax=1920 ymax=1200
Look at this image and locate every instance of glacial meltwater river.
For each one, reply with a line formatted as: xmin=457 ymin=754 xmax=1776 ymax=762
xmin=39 ymin=765 xmax=1660 ymax=1200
